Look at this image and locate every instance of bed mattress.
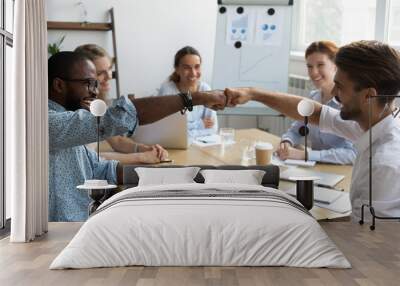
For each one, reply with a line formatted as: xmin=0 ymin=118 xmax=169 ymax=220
xmin=50 ymin=183 xmax=350 ymax=269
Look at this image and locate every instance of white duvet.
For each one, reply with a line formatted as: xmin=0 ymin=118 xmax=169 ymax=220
xmin=50 ymin=183 xmax=351 ymax=269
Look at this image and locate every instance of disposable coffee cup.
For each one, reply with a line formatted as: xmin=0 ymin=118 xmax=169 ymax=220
xmin=255 ymin=142 xmax=273 ymax=165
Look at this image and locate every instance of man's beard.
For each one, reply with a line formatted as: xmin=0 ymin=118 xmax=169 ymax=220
xmin=64 ymin=96 xmax=81 ymax=111
xmin=340 ymin=107 xmax=361 ymax=120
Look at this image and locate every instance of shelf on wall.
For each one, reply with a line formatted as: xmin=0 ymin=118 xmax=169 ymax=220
xmin=47 ymin=21 xmax=112 ymax=31
xmin=46 ymin=9 xmax=121 ymax=98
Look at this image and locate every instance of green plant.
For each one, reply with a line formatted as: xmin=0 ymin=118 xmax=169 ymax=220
xmin=48 ymin=35 xmax=66 ymax=56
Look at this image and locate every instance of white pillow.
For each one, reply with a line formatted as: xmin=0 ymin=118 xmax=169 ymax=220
xmin=200 ymin=169 xmax=266 ymax=185
xmin=135 ymin=167 xmax=201 ymax=186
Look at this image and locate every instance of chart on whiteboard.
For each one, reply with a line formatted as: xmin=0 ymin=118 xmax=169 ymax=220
xmin=226 ymin=10 xmax=255 ymax=45
xmin=239 ymin=49 xmax=275 ymax=83
xmin=254 ymin=9 xmax=284 ymax=46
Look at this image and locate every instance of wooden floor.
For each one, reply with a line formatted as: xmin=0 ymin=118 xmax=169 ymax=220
xmin=1 ymin=221 xmax=399 ymax=286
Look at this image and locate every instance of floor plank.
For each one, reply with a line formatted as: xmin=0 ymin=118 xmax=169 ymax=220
xmin=0 ymin=221 xmax=399 ymax=286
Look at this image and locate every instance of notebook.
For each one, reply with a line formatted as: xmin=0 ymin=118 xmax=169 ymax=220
xmin=280 ymin=167 xmax=345 ymax=188
xmin=192 ymin=134 xmax=221 ymax=147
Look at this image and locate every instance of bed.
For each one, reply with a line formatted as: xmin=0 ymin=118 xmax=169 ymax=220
xmin=50 ymin=165 xmax=350 ymax=269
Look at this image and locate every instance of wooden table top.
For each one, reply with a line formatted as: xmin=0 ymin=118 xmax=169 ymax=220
xmin=100 ymin=128 xmax=353 ymax=220
xmin=166 ymin=129 xmax=352 ymax=221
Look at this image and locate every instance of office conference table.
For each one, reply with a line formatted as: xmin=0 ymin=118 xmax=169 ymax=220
xmin=101 ymin=128 xmax=352 ymax=220
xmin=164 ymin=128 xmax=352 ymax=221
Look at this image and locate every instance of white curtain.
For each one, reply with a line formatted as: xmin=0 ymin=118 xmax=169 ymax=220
xmin=8 ymin=0 xmax=49 ymax=242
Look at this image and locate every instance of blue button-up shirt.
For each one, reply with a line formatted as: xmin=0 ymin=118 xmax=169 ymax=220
xmin=48 ymin=96 xmax=138 ymax=221
xmin=281 ymin=90 xmax=357 ymax=165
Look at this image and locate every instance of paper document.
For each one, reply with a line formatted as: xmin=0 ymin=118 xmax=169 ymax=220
xmin=226 ymin=9 xmax=254 ymax=45
xmin=254 ymin=8 xmax=284 ymax=46
xmin=193 ymin=135 xmax=221 ymax=147
xmin=284 ymin=159 xmax=316 ymax=167
xmin=271 ymin=155 xmax=285 ymax=166
xmin=271 ymin=156 xmax=316 ymax=167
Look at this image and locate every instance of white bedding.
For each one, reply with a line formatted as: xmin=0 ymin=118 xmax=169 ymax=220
xmin=50 ymin=183 xmax=351 ymax=269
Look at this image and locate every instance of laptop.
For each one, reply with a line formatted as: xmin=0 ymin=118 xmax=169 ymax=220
xmin=280 ymin=167 xmax=345 ymax=188
xmin=132 ymin=112 xmax=189 ymax=149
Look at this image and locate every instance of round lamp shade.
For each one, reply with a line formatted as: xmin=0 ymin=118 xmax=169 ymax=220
xmin=90 ymin=99 xmax=107 ymax=116
xmin=297 ymin=99 xmax=314 ymax=117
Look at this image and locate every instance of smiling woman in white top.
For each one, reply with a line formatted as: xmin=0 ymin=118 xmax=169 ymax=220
xmin=225 ymin=40 xmax=400 ymax=222
xmin=279 ymin=41 xmax=356 ymax=165
xmin=158 ymin=46 xmax=218 ymax=141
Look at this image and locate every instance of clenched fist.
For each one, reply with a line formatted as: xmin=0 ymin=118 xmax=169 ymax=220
xmin=193 ymin=90 xmax=227 ymax=110
xmin=224 ymin=87 xmax=253 ymax=107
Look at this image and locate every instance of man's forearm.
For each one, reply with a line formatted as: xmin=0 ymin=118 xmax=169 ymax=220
xmin=106 ymin=136 xmax=135 ymax=153
xmin=250 ymin=88 xmax=322 ymax=125
xmin=132 ymin=95 xmax=184 ymax=125
xmin=131 ymin=93 xmax=208 ymax=125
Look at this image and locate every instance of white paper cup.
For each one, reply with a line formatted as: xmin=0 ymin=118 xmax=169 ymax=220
xmin=255 ymin=142 xmax=273 ymax=165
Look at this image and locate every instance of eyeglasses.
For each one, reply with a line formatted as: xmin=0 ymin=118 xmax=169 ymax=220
xmin=59 ymin=78 xmax=99 ymax=93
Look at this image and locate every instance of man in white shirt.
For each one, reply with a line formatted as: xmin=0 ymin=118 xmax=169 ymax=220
xmin=225 ymin=40 xmax=400 ymax=222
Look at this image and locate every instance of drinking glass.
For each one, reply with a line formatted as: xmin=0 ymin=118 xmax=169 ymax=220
xmin=219 ymin=128 xmax=235 ymax=146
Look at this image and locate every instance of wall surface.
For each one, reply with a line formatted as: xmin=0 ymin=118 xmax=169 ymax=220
xmin=46 ymin=0 xmax=306 ymax=131
xmin=47 ymin=0 xmax=218 ymax=98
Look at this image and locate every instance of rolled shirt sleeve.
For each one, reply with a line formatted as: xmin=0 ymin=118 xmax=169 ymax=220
xmin=281 ymin=120 xmax=303 ymax=146
xmin=85 ymin=147 xmax=118 ymax=185
xmin=49 ymin=96 xmax=138 ymax=152
xmin=308 ymin=146 xmax=357 ymax=165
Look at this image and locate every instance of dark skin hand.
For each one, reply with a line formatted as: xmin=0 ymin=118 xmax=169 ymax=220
xmin=80 ymin=97 xmax=96 ymax=111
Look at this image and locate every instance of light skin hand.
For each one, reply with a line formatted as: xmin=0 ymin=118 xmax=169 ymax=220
xmin=277 ymin=142 xmax=291 ymax=158
xmin=139 ymin=148 xmax=161 ymax=164
xmin=202 ymin=117 xmax=214 ymax=129
xmin=153 ymin=144 xmax=168 ymax=160
xmin=276 ymin=143 xmax=305 ymax=160
xmin=139 ymin=144 xmax=168 ymax=160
